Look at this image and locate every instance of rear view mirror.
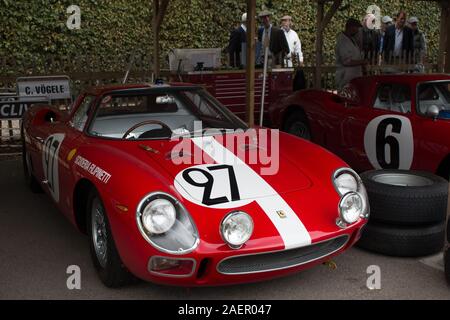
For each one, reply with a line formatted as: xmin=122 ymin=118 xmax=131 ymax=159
xmin=426 ymin=105 xmax=440 ymax=120
xmin=156 ymin=95 xmax=175 ymax=104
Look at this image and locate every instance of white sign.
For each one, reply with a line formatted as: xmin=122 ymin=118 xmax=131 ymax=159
xmin=364 ymin=115 xmax=414 ymax=170
xmin=17 ymin=76 xmax=71 ymax=101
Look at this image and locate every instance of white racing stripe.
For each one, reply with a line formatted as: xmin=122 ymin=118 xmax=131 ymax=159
xmin=192 ymin=136 xmax=311 ymax=249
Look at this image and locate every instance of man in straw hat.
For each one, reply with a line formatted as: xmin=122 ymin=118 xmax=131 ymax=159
xmin=280 ymin=15 xmax=303 ymax=68
xmin=257 ymin=9 xmax=290 ymax=67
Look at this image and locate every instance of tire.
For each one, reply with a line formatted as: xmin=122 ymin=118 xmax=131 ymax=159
xmin=446 ymin=218 xmax=450 ymax=285
xmin=22 ymin=142 xmax=42 ymax=193
xmin=87 ymin=189 xmax=135 ymax=288
xmin=284 ymin=112 xmax=311 ymax=140
xmin=357 ymin=221 xmax=445 ymax=257
xmin=445 ymin=248 xmax=450 ymax=285
xmin=361 ymin=170 xmax=448 ymax=226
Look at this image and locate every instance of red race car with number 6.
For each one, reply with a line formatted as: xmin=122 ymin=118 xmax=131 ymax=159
xmin=271 ymin=74 xmax=450 ymax=178
xmin=22 ymin=83 xmax=368 ymax=287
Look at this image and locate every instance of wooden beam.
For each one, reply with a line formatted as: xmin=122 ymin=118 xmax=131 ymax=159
xmin=152 ymin=0 xmax=170 ymax=79
xmin=441 ymin=1 xmax=450 ymax=72
xmin=246 ymin=0 xmax=256 ymax=127
xmin=314 ymin=1 xmax=324 ymax=89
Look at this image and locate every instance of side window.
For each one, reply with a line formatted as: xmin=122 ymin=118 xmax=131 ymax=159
xmin=373 ymin=84 xmax=411 ymax=114
xmin=71 ymin=95 xmax=94 ymax=131
xmin=184 ymin=91 xmax=225 ymax=119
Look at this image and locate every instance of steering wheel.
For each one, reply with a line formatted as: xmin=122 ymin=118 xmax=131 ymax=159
xmin=122 ymin=120 xmax=172 ymax=139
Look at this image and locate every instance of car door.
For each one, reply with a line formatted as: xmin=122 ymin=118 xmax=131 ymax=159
xmin=341 ymin=82 xmax=417 ymax=172
xmin=38 ymin=95 xmax=95 ymax=208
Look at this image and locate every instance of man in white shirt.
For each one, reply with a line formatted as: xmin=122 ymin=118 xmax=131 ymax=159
xmin=280 ymin=15 xmax=303 ymax=68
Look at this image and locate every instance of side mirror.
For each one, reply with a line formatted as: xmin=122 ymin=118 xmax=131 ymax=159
xmin=426 ymin=105 xmax=440 ymax=120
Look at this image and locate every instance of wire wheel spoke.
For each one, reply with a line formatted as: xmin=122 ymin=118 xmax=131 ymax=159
xmin=91 ymin=198 xmax=108 ymax=268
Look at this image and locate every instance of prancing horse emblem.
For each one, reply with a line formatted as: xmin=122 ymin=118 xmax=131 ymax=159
xmin=276 ymin=210 xmax=287 ymax=219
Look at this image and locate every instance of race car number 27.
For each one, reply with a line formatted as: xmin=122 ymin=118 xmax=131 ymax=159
xmin=364 ymin=115 xmax=414 ymax=170
xmin=42 ymin=134 xmax=65 ymax=202
xmin=181 ymin=165 xmax=241 ymax=206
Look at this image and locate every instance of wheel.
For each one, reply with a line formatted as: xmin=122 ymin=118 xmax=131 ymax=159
xmin=357 ymin=221 xmax=445 ymax=257
xmin=284 ymin=112 xmax=311 ymax=140
xmin=22 ymin=142 xmax=42 ymax=193
xmin=87 ymin=189 xmax=135 ymax=287
xmin=361 ymin=170 xmax=448 ymax=225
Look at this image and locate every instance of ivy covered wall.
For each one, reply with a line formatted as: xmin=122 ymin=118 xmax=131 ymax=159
xmin=0 ymin=0 xmax=442 ymax=75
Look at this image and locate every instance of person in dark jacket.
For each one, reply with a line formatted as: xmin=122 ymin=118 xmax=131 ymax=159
xmin=228 ymin=13 xmax=247 ymax=68
xmin=257 ymin=10 xmax=290 ymax=67
xmin=382 ymin=11 xmax=414 ymax=63
xmin=409 ymin=16 xmax=427 ymax=64
xmin=361 ymin=13 xmax=381 ymax=63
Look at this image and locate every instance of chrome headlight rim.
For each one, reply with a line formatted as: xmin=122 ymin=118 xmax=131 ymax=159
xmin=220 ymin=211 xmax=254 ymax=250
xmin=136 ymin=191 xmax=199 ymax=255
xmin=332 ymin=167 xmax=361 ymax=196
xmin=338 ymin=191 xmax=364 ymax=225
xmin=333 ymin=168 xmax=370 ymax=227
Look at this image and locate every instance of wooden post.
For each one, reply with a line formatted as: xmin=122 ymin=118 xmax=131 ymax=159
xmin=246 ymin=0 xmax=256 ymax=127
xmin=314 ymin=0 xmax=342 ymax=89
xmin=314 ymin=1 xmax=324 ymax=89
xmin=152 ymin=0 xmax=170 ymax=79
xmin=442 ymin=1 xmax=450 ymax=73
xmin=438 ymin=1 xmax=447 ymax=71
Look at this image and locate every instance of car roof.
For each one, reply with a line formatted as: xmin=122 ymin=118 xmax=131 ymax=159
xmin=83 ymin=82 xmax=200 ymax=96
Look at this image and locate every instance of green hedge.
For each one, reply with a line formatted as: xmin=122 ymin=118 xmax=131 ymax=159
xmin=0 ymin=0 xmax=441 ymax=75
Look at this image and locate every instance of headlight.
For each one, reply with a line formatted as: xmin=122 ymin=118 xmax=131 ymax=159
xmin=142 ymin=198 xmax=176 ymax=234
xmin=333 ymin=168 xmax=370 ymax=227
xmin=220 ymin=211 xmax=254 ymax=249
xmin=137 ymin=192 xmax=199 ymax=254
xmin=339 ymin=192 xmax=363 ymax=224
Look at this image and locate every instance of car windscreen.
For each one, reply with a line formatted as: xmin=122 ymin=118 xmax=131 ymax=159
xmin=417 ymin=81 xmax=450 ymax=117
xmin=88 ymin=88 xmax=248 ymax=140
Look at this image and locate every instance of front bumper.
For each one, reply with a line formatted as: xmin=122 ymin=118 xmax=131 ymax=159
xmin=124 ymin=224 xmax=364 ymax=287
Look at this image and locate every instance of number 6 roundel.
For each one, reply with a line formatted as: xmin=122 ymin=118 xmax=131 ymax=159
xmin=364 ymin=115 xmax=414 ymax=170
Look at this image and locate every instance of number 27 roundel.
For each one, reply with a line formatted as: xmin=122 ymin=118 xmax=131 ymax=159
xmin=364 ymin=115 xmax=414 ymax=170
xmin=42 ymin=133 xmax=65 ymax=203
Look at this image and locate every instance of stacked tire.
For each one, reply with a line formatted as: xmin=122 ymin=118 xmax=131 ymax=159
xmin=357 ymin=170 xmax=448 ymax=257
xmin=445 ymin=218 xmax=450 ymax=284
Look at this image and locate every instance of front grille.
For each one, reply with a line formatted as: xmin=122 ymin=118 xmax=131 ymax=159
xmin=217 ymin=235 xmax=349 ymax=275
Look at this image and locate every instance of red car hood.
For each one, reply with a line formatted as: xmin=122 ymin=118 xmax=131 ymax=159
xmin=141 ymin=133 xmax=313 ymax=202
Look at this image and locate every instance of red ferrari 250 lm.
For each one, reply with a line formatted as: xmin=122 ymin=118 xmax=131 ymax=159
xmin=22 ymin=83 xmax=368 ymax=287
xmin=270 ymin=74 xmax=450 ymax=178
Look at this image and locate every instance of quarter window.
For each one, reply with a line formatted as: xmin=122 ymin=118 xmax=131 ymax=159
xmin=71 ymin=95 xmax=94 ymax=131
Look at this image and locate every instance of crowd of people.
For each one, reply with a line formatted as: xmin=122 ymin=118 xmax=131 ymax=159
xmin=227 ymin=9 xmax=428 ymax=91
xmin=336 ymin=11 xmax=428 ymax=90
xmin=228 ymin=10 xmax=303 ymax=69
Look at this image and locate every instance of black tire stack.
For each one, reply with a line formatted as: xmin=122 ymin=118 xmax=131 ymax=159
xmin=357 ymin=170 xmax=448 ymax=257
xmin=445 ymin=218 xmax=450 ymax=284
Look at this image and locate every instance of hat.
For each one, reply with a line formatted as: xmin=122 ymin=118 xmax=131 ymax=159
xmin=281 ymin=15 xmax=292 ymax=21
xmin=258 ymin=10 xmax=272 ymax=18
xmin=409 ymin=16 xmax=419 ymax=24
xmin=241 ymin=13 xmax=247 ymax=22
xmin=381 ymin=15 xmax=393 ymax=24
